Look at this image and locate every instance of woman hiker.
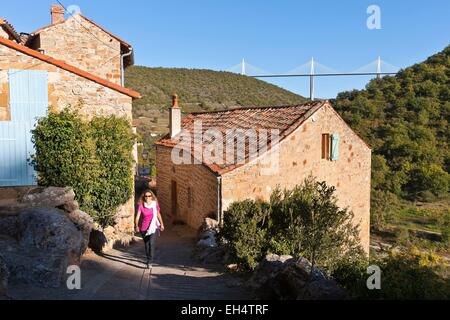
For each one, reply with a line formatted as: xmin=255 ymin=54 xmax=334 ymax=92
xmin=135 ymin=189 xmax=165 ymax=268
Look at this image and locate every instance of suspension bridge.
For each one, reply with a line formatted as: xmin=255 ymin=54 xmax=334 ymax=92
xmin=226 ymin=57 xmax=400 ymax=100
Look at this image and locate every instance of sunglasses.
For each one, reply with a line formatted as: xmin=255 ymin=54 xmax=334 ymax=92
xmin=145 ymin=194 xmax=153 ymax=198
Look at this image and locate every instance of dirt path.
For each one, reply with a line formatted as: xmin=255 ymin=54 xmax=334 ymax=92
xmin=7 ymin=225 xmax=252 ymax=300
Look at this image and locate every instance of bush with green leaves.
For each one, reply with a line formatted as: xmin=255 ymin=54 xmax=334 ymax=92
xmin=370 ymin=189 xmax=400 ymax=230
xmin=31 ymin=108 xmax=135 ymax=227
xmin=373 ymin=248 xmax=449 ymax=299
xmin=220 ymin=200 xmax=269 ymax=270
xmin=268 ymin=178 xmax=365 ymax=272
xmin=221 ymin=177 xmax=366 ymax=271
xmin=331 ymin=247 xmax=450 ymax=300
xmin=334 ymin=45 xmax=450 ymax=202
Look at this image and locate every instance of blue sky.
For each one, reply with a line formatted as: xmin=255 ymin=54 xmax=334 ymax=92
xmin=3 ymin=0 xmax=450 ymax=98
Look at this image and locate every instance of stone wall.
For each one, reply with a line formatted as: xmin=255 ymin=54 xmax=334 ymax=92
xmin=0 ymin=43 xmax=132 ymax=121
xmin=221 ymin=104 xmax=372 ymax=253
xmin=155 ymin=146 xmax=218 ymax=229
xmin=32 ymin=14 xmax=122 ymax=85
xmin=0 ymin=29 xmax=10 ymax=40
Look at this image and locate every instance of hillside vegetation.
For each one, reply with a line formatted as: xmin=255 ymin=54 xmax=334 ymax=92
xmin=125 ymin=67 xmax=306 ymax=154
xmin=333 ymin=45 xmax=449 ymax=203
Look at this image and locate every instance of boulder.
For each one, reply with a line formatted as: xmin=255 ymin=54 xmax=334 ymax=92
xmin=248 ymin=254 xmax=347 ymax=300
xmin=18 ymin=208 xmax=83 ymax=262
xmin=197 ymin=233 xmax=217 ymax=248
xmin=0 ymin=254 xmax=9 ymax=296
xmin=0 ymin=216 xmax=19 ymax=239
xmin=62 ymin=200 xmax=80 ymax=213
xmin=66 ymin=210 xmax=94 ymax=255
xmin=20 ymin=187 xmax=76 ymax=208
xmin=0 ymin=208 xmax=84 ymax=288
xmin=199 ymin=218 xmax=219 ymax=233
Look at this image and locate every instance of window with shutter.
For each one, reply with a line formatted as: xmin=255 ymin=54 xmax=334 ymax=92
xmin=331 ymin=133 xmax=340 ymax=161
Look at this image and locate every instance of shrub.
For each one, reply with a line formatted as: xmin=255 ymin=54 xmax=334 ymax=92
xmin=220 ymin=200 xmax=269 ymax=270
xmin=370 ymin=189 xmax=400 ymax=230
xmin=332 ymin=247 xmax=450 ymax=300
xmin=438 ymin=209 xmax=450 ymax=245
xmin=221 ymin=177 xmax=366 ymax=271
xmin=330 ymin=255 xmax=370 ymax=299
xmin=268 ymin=178 xmax=366 ymax=271
xmin=371 ymin=247 xmax=450 ymax=300
xmin=32 ymin=108 xmax=135 ymax=227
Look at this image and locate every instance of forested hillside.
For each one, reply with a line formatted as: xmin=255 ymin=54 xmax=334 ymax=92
xmin=333 ymin=45 xmax=449 ymax=204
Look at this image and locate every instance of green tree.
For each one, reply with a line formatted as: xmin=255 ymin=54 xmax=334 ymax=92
xmin=32 ymin=108 xmax=135 ymax=227
xmin=268 ymin=178 xmax=366 ymax=273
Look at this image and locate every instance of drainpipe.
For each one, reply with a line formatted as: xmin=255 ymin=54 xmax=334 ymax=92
xmin=120 ymin=48 xmax=133 ymax=87
xmin=217 ymin=176 xmax=223 ymax=227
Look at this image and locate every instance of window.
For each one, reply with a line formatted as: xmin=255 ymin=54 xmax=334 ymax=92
xmin=322 ymin=134 xmax=330 ymax=159
xmin=331 ymin=134 xmax=340 ymax=161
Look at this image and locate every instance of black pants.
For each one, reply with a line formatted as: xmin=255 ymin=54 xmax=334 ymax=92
xmin=140 ymin=231 xmax=157 ymax=262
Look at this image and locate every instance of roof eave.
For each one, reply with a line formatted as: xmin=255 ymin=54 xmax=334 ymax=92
xmin=0 ymin=36 xmax=140 ymax=99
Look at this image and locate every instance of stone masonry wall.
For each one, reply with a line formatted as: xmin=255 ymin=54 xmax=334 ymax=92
xmin=156 ymin=146 xmax=218 ymax=229
xmin=0 ymin=29 xmax=10 ymax=40
xmin=35 ymin=15 xmax=122 ymax=85
xmin=221 ymin=104 xmax=372 ymax=253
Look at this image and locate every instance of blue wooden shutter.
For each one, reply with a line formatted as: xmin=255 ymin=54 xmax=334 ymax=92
xmin=331 ymin=133 xmax=340 ymax=161
xmin=0 ymin=70 xmax=48 ymax=186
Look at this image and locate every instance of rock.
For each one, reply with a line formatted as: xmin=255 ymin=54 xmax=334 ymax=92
xmin=66 ymin=210 xmax=94 ymax=255
xmin=21 ymin=187 xmax=76 ymax=208
xmin=248 ymin=254 xmax=347 ymax=300
xmin=18 ymin=207 xmax=83 ymax=264
xmin=197 ymin=235 xmax=217 ymax=248
xmin=0 ymin=216 xmax=19 ymax=239
xmin=0 ymin=254 xmax=9 ymax=296
xmin=199 ymin=218 xmax=219 ymax=233
xmin=197 ymin=218 xmax=219 ymax=249
xmin=227 ymin=264 xmax=238 ymax=271
xmin=199 ymin=230 xmax=217 ymax=240
xmin=2 ymin=249 xmax=68 ymax=288
xmin=88 ymin=230 xmax=108 ymax=253
xmin=103 ymin=226 xmax=116 ymax=240
xmin=62 ymin=200 xmax=80 ymax=213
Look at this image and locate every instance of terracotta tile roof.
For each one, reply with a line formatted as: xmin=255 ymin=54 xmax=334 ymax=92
xmin=0 ymin=36 xmax=140 ymax=99
xmin=155 ymin=101 xmax=328 ymax=175
xmin=0 ymin=18 xmax=21 ymax=42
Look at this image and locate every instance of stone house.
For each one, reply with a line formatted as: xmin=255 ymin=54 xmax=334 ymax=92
xmin=0 ymin=5 xmax=140 ymax=236
xmin=155 ymin=97 xmax=372 ymax=252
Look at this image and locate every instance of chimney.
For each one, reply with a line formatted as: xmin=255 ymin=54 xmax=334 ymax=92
xmin=170 ymin=94 xmax=181 ymax=138
xmin=51 ymin=4 xmax=65 ymax=24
